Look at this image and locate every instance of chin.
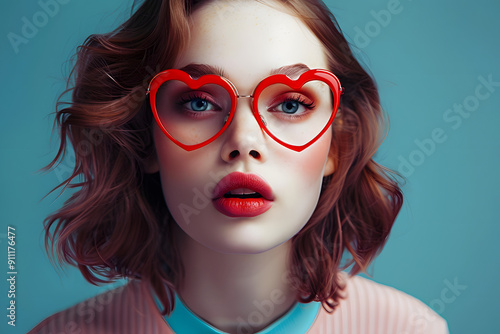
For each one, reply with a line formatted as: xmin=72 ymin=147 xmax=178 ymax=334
xmin=206 ymin=232 xmax=290 ymax=255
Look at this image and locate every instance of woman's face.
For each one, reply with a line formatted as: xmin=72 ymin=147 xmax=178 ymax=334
xmin=152 ymin=0 xmax=335 ymax=254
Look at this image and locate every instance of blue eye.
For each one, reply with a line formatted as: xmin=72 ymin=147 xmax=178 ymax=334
xmin=273 ymin=97 xmax=315 ymax=115
xmin=177 ymin=93 xmax=220 ymax=113
xmin=280 ymin=101 xmax=300 ymax=114
xmin=190 ymin=98 xmax=210 ymax=112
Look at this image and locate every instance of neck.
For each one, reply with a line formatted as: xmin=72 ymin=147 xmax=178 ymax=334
xmin=173 ymin=223 xmax=297 ymax=334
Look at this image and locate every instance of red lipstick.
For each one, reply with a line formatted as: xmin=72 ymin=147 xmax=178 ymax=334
xmin=212 ymin=172 xmax=274 ymax=217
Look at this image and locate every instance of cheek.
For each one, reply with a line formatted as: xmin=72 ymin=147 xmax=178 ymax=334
xmin=153 ymin=128 xmax=215 ymax=225
xmin=271 ymin=130 xmax=333 ymax=228
xmin=296 ymin=130 xmax=333 ymax=179
xmin=290 ymin=131 xmax=332 ymax=200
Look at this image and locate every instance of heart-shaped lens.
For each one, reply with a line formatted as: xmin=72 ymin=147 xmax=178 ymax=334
xmin=154 ymin=80 xmax=232 ymax=147
xmin=256 ymin=79 xmax=334 ymax=147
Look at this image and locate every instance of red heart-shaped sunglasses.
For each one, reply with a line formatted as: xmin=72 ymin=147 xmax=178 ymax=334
xmin=147 ymin=69 xmax=343 ymax=152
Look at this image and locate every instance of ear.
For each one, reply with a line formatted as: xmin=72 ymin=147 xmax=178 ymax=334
xmin=143 ymin=152 xmax=160 ymax=174
xmin=323 ymin=112 xmax=342 ymax=177
xmin=323 ymin=149 xmax=336 ymax=177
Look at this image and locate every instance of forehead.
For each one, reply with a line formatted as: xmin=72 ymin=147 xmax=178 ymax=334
xmin=174 ymin=0 xmax=328 ymax=89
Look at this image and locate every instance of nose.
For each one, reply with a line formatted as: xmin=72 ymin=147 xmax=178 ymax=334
xmin=220 ymin=97 xmax=268 ymax=163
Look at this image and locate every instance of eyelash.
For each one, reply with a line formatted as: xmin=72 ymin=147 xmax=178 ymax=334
xmin=271 ymin=94 xmax=316 ymax=118
xmin=177 ymin=93 xmax=209 ymax=106
xmin=284 ymin=96 xmax=315 ymax=109
xmin=176 ymin=92 xmax=222 ymax=116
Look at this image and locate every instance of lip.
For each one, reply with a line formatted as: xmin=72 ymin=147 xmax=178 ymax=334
xmin=212 ymin=172 xmax=274 ymax=217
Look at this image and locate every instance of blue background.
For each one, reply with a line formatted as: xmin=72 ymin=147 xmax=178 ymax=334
xmin=1 ymin=0 xmax=499 ymax=333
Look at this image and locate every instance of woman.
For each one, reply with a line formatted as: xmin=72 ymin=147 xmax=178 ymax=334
xmin=29 ymin=0 xmax=448 ymax=333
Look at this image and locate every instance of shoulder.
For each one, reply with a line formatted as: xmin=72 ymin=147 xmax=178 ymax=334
xmin=308 ymin=274 xmax=449 ymax=334
xmin=27 ymin=280 xmax=173 ymax=334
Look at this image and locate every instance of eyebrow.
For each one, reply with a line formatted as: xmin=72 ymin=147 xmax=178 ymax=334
xmin=178 ymin=64 xmax=226 ymax=78
xmin=270 ymin=63 xmax=311 ymax=77
xmin=178 ymin=63 xmax=311 ymax=79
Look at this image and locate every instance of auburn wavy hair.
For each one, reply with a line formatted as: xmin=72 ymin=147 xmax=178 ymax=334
xmin=44 ymin=0 xmax=403 ymax=315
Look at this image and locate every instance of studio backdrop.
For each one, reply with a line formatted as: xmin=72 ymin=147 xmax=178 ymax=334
xmin=0 ymin=0 xmax=498 ymax=333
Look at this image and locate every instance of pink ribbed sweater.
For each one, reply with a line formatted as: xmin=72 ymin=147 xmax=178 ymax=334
xmin=28 ymin=275 xmax=448 ymax=333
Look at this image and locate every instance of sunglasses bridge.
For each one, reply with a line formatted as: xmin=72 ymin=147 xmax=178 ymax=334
xmin=221 ymin=94 xmax=268 ymax=127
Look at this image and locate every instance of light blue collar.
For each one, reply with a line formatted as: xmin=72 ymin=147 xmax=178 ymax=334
xmin=158 ymin=293 xmax=320 ymax=334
